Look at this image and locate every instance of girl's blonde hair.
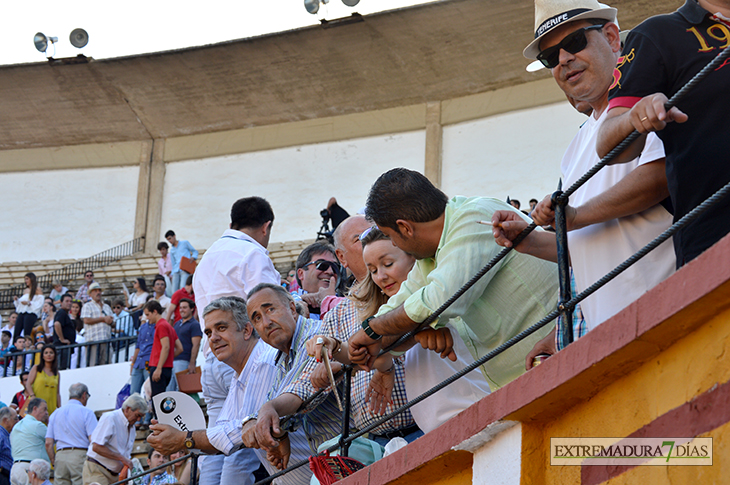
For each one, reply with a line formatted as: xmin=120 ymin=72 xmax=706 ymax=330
xmin=349 ymin=227 xmax=391 ymax=321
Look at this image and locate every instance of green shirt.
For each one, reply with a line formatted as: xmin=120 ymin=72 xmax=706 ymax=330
xmin=377 ymin=196 xmax=559 ymax=389
xmin=10 ymin=414 xmax=49 ymax=462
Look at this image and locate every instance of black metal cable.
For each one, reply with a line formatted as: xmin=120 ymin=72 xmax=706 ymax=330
xmin=256 ymin=44 xmax=730 ymax=484
xmin=258 ymin=177 xmax=730 ymax=483
xmin=111 ymin=452 xmax=191 ymax=485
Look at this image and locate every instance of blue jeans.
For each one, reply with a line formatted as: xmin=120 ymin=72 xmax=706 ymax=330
xmin=171 ymin=270 xmax=189 ymax=294
xmin=131 ymin=367 xmax=151 ymax=424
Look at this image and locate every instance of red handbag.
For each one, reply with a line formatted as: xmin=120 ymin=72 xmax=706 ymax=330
xmin=309 ymin=451 xmax=366 ymax=484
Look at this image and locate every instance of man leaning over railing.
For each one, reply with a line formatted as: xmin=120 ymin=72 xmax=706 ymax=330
xmin=493 ymin=0 xmax=675 ymax=365
xmin=349 ymin=168 xmax=559 ymax=390
xmin=242 ymin=284 xmax=342 ymax=484
xmin=597 ymin=0 xmax=730 ymax=268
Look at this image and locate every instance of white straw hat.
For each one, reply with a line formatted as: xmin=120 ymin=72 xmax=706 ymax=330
xmin=523 ymin=0 xmax=617 ymax=59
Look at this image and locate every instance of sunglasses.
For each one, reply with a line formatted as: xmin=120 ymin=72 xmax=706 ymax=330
xmin=359 ymin=226 xmax=375 ymax=241
xmin=303 ymin=260 xmax=340 ymax=273
xmin=536 ymin=24 xmax=604 ymax=69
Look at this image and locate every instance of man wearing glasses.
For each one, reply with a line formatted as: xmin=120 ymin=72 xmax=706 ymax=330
xmin=74 ymin=272 xmax=95 ymax=304
xmin=291 ymin=242 xmax=341 ymax=319
xmin=492 ymin=0 xmax=674 ymax=354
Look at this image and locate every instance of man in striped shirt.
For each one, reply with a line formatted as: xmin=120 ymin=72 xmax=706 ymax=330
xmin=242 ymin=283 xmax=342 ymax=479
xmin=147 ymin=297 xmax=277 ymax=485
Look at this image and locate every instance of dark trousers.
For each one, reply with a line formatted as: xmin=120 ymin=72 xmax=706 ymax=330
xmin=149 ymin=366 xmax=172 ymax=417
xmin=14 ymin=313 xmax=37 ymax=342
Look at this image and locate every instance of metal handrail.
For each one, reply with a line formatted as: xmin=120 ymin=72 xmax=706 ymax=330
xmin=0 ymin=237 xmax=145 ymax=309
xmin=250 ymin=44 xmax=730 ymax=485
xmin=0 ymin=334 xmax=138 ymax=376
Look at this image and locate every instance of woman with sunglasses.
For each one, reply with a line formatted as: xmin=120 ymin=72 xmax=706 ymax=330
xmin=25 ymin=344 xmax=61 ymax=415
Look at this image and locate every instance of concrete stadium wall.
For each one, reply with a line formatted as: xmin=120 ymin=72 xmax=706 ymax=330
xmin=0 ymin=95 xmax=586 ymax=264
xmin=442 ymin=102 xmax=585 ymax=203
xmin=159 ymin=130 xmax=427 ymax=250
xmin=0 ymin=166 xmax=139 ymax=263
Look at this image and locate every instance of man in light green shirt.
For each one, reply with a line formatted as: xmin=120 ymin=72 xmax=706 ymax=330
xmin=349 ymin=168 xmax=558 ymax=389
xmin=10 ymin=398 xmax=49 ymax=485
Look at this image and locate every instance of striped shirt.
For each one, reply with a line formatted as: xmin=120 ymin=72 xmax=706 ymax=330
xmin=206 ymin=340 xmax=278 ymax=454
xmin=257 ymin=316 xmax=342 ymax=485
xmin=320 ymin=299 xmax=415 ymax=435
xmin=80 ymin=300 xmax=113 ymax=342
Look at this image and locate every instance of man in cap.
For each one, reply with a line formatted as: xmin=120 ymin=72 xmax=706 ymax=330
xmin=493 ymin=0 xmax=674 ymax=361
xmin=80 ymin=283 xmax=114 ymax=366
xmin=597 ymin=0 xmax=730 ymax=267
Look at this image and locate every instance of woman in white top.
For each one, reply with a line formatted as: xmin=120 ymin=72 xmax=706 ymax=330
xmin=351 ymin=228 xmax=491 ymax=434
xmin=13 ymin=273 xmax=44 ymax=343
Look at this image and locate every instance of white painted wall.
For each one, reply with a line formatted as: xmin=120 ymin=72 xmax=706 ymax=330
xmin=159 ymin=131 xmax=427 ymax=249
xmin=442 ymin=101 xmax=588 ymax=206
xmin=0 ymin=166 xmax=139 ymax=263
xmin=465 ymin=422 xmax=522 ymax=485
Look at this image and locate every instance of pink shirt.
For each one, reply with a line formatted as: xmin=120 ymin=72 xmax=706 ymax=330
xmin=158 ymin=254 xmax=172 ymax=276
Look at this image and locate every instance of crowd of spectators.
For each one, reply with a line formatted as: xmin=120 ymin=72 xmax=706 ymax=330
xmin=1 ymin=0 xmax=728 ymax=483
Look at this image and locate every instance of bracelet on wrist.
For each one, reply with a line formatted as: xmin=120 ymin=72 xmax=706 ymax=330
xmin=361 ymin=316 xmax=382 ymax=340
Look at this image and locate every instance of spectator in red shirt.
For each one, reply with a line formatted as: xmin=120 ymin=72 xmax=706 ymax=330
xmin=144 ymin=301 xmax=182 ymax=403
xmin=165 ymin=275 xmax=195 ymax=325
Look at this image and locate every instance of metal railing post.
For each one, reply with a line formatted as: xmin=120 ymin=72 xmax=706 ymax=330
xmin=339 ymin=367 xmax=353 ymax=457
xmin=552 ymin=188 xmax=574 ymax=349
xmin=190 ymin=453 xmax=199 ymax=485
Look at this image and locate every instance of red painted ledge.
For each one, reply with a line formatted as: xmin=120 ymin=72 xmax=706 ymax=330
xmin=340 ymin=231 xmax=730 ymax=485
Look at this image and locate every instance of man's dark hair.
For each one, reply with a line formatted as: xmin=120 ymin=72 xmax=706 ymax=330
xmin=147 ymin=447 xmax=168 ymax=460
xmin=26 ymin=397 xmax=45 ymax=415
xmin=365 ymin=168 xmax=448 ymax=231
xmin=185 ymin=275 xmax=194 ymax=286
xmin=164 ymin=230 xmax=175 ymax=238
xmin=294 ymin=242 xmax=338 ymax=287
xmin=529 ymin=198 xmax=538 ymax=204
xmin=153 ymin=274 xmax=166 ymax=284
xmin=61 ymin=293 xmax=73 ymax=303
xmin=112 ymin=298 xmax=125 ymax=308
xmin=19 ymin=371 xmax=28 ymax=384
xmin=230 ymin=197 xmax=274 ymax=231
xmin=157 ymin=241 xmax=169 ymax=250
xmin=84 ymin=270 xmax=93 ymax=277
xmin=179 ymin=298 xmax=196 ymax=311
xmin=144 ymin=300 xmax=163 ymax=315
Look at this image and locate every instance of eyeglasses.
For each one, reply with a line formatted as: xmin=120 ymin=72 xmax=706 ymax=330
xmin=536 ymin=24 xmax=604 ymax=69
xmin=303 ymin=260 xmax=340 ymax=273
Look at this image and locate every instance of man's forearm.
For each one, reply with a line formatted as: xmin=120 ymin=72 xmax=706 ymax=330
xmin=598 ymin=109 xmax=648 ymax=163
xmin=267 ymin=393 xmax=305 ymax=419
xmin=157 ymin=343 xmax=170 ymax=368
xmin=369 ymin=305 xmax=419 ymax=336
xmin=45 ymin=439 xmax=55 ymax=465
xmin=571 ymin=160 xmax=669 ymax=229
xmin=92 ymin=443 xmax=126 ymax=464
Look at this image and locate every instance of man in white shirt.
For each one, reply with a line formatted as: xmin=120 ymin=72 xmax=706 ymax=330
xmin=191 ymin=197 xmax=280 ymax=484
xmin=147 ymin=297 xmax=277 ymax=485
xmin=45 ymin=383 xmax=97 ymax=485
xmin=493 ymin=0 xmax=675 ymax=360
xmin=82 ymin=394 xmax=146 ymax=485
xmin=193 ymin=197 xmax=280 ymax=331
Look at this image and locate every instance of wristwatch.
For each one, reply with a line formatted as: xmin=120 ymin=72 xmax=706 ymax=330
xmin=361 ymin=316 xmax=382 ymax=340
xmin=184 ymin=431 xmax=195 ymax=450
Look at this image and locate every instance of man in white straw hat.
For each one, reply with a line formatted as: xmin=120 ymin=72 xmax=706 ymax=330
xmin=598 ymin=0 xmax=730 ymax=268
xmin=492 ymin=0 xmax=675 ymax=361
